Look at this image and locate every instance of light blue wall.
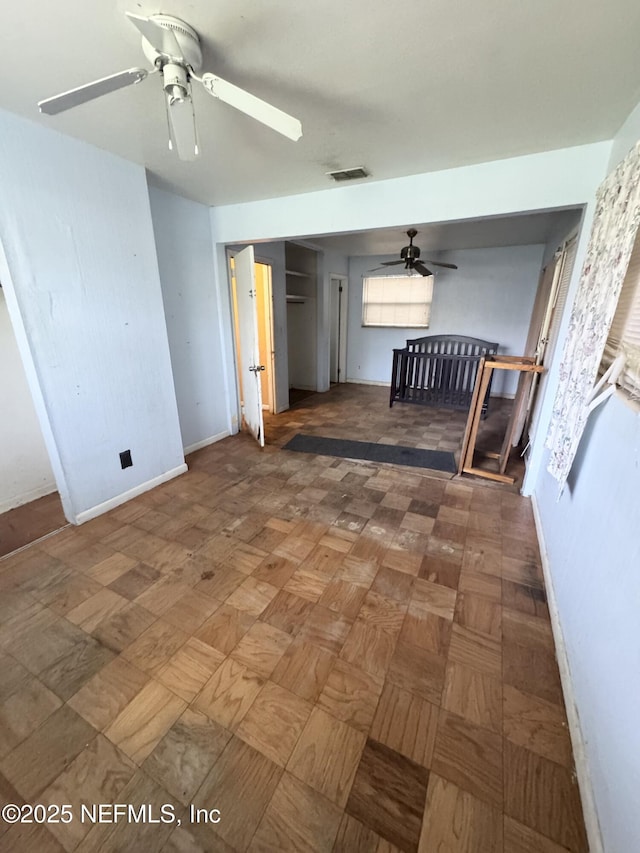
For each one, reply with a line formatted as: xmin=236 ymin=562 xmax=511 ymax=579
xmin=534 ymin=397 xmax=640 ymax=853
xmin=148 ymin=186 xmax=230 ymax=451
xmin=532 ymin=101 xmax=640 ymax=853
xmin=0 ymin=109 xmax=185 ymax=522
xmin=346 ymin=244 xmax=544 ymax=394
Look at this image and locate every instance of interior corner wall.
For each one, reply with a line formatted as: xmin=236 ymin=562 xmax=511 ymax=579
xmin=608 ymin=98 xmax=640 ymax=172
xmin=540 ymin=208 xmax=584 ymax=268
xmin=148 ymin=185 xmax=231 ymax=452
xmin=0 ymin=108 xmax=185 ymax=522
xmin=346 ymin=244 xmax=544 ymax=394
xmin=0 ymin=287 xmax=56 ymax=512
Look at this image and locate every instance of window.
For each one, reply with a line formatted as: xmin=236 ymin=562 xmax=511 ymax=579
xmin=545 ymin=235 xmax=578 ymax=365
xmin=601 ymin=227 xmax=640 ymax=398
xmin=362 ymin=275 xmax=433 ymax=328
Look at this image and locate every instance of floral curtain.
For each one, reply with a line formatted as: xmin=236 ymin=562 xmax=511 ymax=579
xmin=546 ymin=140 xmax=640 ymax=488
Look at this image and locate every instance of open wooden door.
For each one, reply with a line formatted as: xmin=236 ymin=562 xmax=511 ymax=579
xmin=330 ymin=276 xmax=348 ymax=384
xmin=234 ymin=246 xmax=265 ymax=447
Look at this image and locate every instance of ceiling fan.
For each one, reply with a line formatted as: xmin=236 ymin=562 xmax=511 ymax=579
xmin=370 ymin=229 xmax=458 ymax=277
xmin=37 ymin=12 xmax=303 ymax=162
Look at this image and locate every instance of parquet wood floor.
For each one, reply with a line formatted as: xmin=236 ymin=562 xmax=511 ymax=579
xmin=0 ymin=385 xmax=586 ymax=852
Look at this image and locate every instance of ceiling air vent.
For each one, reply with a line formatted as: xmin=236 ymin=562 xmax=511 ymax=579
xmin=326 ymin=166 xmax=370 ymax=182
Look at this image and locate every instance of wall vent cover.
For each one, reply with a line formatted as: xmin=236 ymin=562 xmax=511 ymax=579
xmin=326 ymin=166 xmax=370 ymax=182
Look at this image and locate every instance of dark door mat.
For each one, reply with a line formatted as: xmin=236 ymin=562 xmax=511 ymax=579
xmin=283 ymin=434 xmax=457 ymax=473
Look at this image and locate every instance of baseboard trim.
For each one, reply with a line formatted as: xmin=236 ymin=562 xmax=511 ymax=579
xmin=184 ymin=430 xmax=230 ymax=456
xmin=0 ymin=483 xmax=57 ymax=515
xmin=346 ymin=378 xmax=391 ymax=387
xmin=531 ymin=494 xmax=603 ymax=853
xmin=74 ymin=464 xmax=188 ymax=525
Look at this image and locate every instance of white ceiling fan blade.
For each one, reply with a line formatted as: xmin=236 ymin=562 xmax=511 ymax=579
xmin=166 ymin=94 xmax=199 ymax=161
xmin=126 ymin=12 xmax=182 ymax=58
xmin=38 ymin=68 xmax=148 ymax=115
xmin=200 ymin=73 xmax=302 ymax=141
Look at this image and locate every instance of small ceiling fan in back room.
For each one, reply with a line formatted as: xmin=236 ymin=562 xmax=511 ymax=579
xmin=369 ymin=229 xmax=459 ymax=277
xmin=37 ymin=12 xmax=303 ymax=161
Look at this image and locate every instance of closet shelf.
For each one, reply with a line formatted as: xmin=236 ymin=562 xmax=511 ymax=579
xmin=285 ymin=269 xmax=311 ymax=279
xmin=286 ymin=294 xmax=307 ymax=303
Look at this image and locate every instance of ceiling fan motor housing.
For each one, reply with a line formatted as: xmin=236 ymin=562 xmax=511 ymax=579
xmin=141 ymin=14 xmax=203 ymax=71
xmin=401 ymin=244 xmax=420 ymax=260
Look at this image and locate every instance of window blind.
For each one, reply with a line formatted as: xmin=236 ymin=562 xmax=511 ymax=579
xmin=602 ymin=227 xmax=640 ymax=397
xmin=545 ymin=235 xmax=578 ymax=365
xmin=362 ymin=275 xmax=433 ymax=328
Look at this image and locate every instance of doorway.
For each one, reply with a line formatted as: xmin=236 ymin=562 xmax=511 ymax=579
xmin=519 ymin=232 xmax=579 ymax=453
xmin=285 ymin=241 xmax=318 ymax=399
xmin=229 ymin=252 xmax=277 ymax=429
xmin=329 ymin=275 xmax=348 ymax=384
xmin=254 ymin=262 xmax=276 ymax=413
xmin=0 ymin=283 xmax=65 ymax=555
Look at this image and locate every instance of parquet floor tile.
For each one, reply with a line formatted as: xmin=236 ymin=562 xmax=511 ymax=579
xmin=346 ymin=738 xmax=429 ymax=853
xmin=288 ymin=706 xmax=367 ymax=807
xmin=142 ymin=707 xmax=231 ymax=806
xmin=249 ymin=771 xmax=342 ymax=853
xmin=236 ymin=681 xmax=312 ymax=767
xmin=419 ymin=773 xmax=503 ymax=853
xmin=431 ymin=709 xmax=504 ymax=808
xmin=104 ymin=679 xmax=186 ymax=763
xmin=0 ymin=385 xmax=587 ymax=852
xmin=370 ymin=681 xmax=438 ymax=768
xmin=271 ymin=638 xmax=336 ymax=702
xmin=192 ymin=737 xmax=282 ymax=852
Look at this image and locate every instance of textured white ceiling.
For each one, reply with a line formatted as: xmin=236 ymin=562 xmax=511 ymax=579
xmin=2 ymin=0 xmax=640 ymax=206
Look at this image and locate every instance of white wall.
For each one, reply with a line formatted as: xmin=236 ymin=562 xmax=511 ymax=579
xmin=148 ymin=186 xmax=230 ymax=453
xmin=529 ymin=102 xmax=640 ymax=853
xmin=0 ymin=109 xmax=185 ymax=523
xmin=0 ymin=288 xmax=56 ymax=512
xmin=346 ymin=245 xmax=544 ymax=394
